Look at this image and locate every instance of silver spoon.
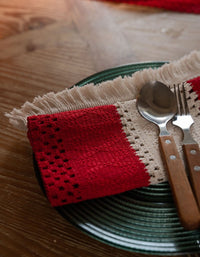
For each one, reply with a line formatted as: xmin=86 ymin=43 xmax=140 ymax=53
xmin=137 ymin=81 xmax=200 ymax=230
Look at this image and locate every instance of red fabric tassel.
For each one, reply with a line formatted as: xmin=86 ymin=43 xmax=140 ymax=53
xmin=96 ymin=0 xmax=200 ymax=14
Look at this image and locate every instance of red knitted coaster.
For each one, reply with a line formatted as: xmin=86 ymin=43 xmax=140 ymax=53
xmin=28 ymin=105 xmax=149 ymax=206
xmin=96 ymin=0 xmax=200 ymax=14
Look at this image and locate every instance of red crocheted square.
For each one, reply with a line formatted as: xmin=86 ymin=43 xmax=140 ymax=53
xmin=96 ymin=0 xmax=200 ymax=14
xmin=28 ymin=105 xmax=149 ymax=206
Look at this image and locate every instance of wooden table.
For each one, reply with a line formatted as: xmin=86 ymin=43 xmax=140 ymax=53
xmin=1 ymin=1 xmax=200 ymax=256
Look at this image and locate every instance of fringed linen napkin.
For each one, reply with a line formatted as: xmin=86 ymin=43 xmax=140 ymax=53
xmin=6 ymin=51 xmax=200 ymax=207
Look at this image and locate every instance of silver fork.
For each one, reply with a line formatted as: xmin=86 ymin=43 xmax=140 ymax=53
xmin=172 ymin=83 xmax=200 ymax=208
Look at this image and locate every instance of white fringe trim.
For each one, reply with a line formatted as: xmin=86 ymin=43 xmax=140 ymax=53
xmin=5 ymin=50 xmax=200 ymax=131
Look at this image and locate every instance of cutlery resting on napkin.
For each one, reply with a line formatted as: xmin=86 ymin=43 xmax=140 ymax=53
xmin=27 ymin=77 xmax=200 ymax=209
xmin=137 ymin=81 xmax=200 ymax=230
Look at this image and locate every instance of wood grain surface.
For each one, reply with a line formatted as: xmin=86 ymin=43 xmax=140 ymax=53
xmin=1 ymin=0 xmax=200 ymax=257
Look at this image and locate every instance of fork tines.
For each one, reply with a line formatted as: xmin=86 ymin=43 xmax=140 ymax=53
xmin=173 ymin=83 xmax=189 ymax=115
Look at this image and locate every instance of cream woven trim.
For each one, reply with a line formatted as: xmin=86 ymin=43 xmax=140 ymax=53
xmin=115 ymin=83 xmax=200 ymax=185
xmin=5 ymin=50 xmax=200 ymax=131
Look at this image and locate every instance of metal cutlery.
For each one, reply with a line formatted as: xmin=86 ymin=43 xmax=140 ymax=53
xmin=172 ymin=83 xmax=200 ymax=208
xmin=137 ymin=81 xmax=200 ymax=230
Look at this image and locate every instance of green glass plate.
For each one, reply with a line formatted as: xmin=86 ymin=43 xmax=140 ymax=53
xmin=35 ymin=62 xmax=200 ymax=255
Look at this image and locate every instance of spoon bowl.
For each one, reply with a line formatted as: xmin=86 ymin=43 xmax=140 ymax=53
xmin=137 ymin=81 xmax=177 ymax=134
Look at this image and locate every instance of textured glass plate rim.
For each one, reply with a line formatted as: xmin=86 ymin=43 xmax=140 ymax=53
xmin=74 ymin=61 xmax=166 ymax=87
xmin=34 ymin=61 xmax=200 ymax=256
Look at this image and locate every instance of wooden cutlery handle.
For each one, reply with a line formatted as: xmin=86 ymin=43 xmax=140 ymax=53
xmin=159 ymin=135 xmax=200 ymax=230
xmin=183 ymin=143 xmax=200 ymax=209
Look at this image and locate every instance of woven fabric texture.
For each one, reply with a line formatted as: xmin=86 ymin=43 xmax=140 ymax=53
xmin=28 ymin=105 xmax=149 ymax=206
xmin=27 ymin=77 xmax=200 ymax=207
xmin=97 ymin=0 xmax=200 ymax=14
